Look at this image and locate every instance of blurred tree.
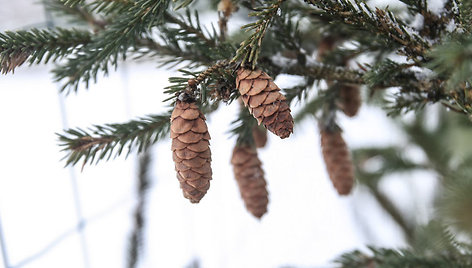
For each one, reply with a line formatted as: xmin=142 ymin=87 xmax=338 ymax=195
xmin=2 ymin=0 xmax=472 ymax=266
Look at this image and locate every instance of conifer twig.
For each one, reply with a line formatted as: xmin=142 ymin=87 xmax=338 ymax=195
xmin=233 ymin=0 xmax=285 ymax=68
xmin=0 ymin=28 xmax=91 ymax=74
xmin=127 ymin=150 xmax=151 ymax=268
xmin=303 ymin=0 xmax=429 ymax=60
xmin=58 ymin=112 xmax=171 ymax=166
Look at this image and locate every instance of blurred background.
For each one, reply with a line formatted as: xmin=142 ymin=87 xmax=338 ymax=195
xmin=1 ymin=0 xmax=471 ymax=267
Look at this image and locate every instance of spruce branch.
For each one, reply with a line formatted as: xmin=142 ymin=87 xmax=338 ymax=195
xmin=0 ymin=28 xmax=91 ymax=74
xmin=164 ymin=10 xmax=217 ymax=48
xmin=303 ymin=0 xmax=429 ymax=60
xmin=233 ymin=0 xmax=284 ymax=69
xmin=58 ymin=112 xmax=171 ymax=166
xmin=230 ymin=103 xmax=258 ymax=146
xmin=45 ymin=0 xmax=107 ymax=30
xmin=335 ymin=246 xmax=472 ymax=268
xmin=127 ymin=150 xmax=151 ymax=268
xmin=285 ymin=64 xmax=364 ymax=84
xmin=164 ymin=60 xmax=234 ymax=102
xmin=61 ymin=0 xmax=132 ymax=14
xmin=428 ymin=36 xmax=472 ymax=90
xmin=53 ymin=0 xmax=170 ymax=92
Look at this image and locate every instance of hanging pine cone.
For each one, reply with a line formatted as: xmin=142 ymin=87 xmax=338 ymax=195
xmin=252 ymin=125 xmax=267 ymax=148
xmin=316 ymin=36 xmax=337 ymax=61
xmin=236 ymin=68 xmax=294 ymax=139
xmin=171 ymin=100 xmax=212 ymax=203
xmin=320 ymin=129 xmax=354 ymax=195
xmin=231 ymin=144 xmax=269 ymax=218
xmin=339 ymin=85 xmax=361 ymax=117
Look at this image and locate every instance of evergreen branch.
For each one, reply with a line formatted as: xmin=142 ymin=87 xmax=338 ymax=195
xmin=233 ymin=0 xmax=284 ymax=69
xmin=53 ymin=0 xmax=170 ymax=92
xmin=164 ymin=11 xmax=216 ymax=47
xmin=303 ymin=0 xmax=429 ymax=60
xmin=0 ymin=28 xmax=91 ymax=74
xmin=385 ymin=91 xmax=432 ymax=116
xmin=363 ymin=60 xmax=419 ymax=89
xmin=134 ymin=37 xmax=212 ymax=67
xmin=428 ymin=36 xmax=472 ymax=90
xmin=127 ymin=150 xmax=151 ymax=268
xmin=412 ymin=221 xmax=464 ymax=256
xmin=369 ymin=186 xmax=414 ymax=243
xmin=293 ymin=88 xmax=334 ymax=123
xmin=58 ymin=112 xmax=171 ymax=166
xmin=230 ymin=103 xmax=257 ymax=146
xmin=173 ymin=0 xmax=195 ymax=10
xmin=284 ymin=64 xmax=364 ymax=84
xmin=45 ymin=0 xmax=107 ymax=30
xmin=335 ymin=247 xmax=472 ymax=268
xmin=148 ymin=11 xmax=234 ymax=68
xmin=164 ymin=60 xmax=234 ymax=102
xmin=457 ymin=1 xmax=472 ymax=33
xmin=61 ymin=0 xmax=132 ymax=14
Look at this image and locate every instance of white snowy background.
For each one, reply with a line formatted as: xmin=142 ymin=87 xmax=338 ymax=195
xmin=0 ymin=0 xmax=443 ymax=267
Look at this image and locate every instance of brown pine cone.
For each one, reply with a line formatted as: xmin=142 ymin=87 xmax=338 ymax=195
xmin=316 ymin=36 xmax=337 ymax=61
xmin=252 ymin=125 xmax=268 ymax=148
xmin=320 ymin=129 xmax=354 ymax=195
xmin=339 ymin=85 xmax=361 ymax=117
xmin=231 ymin=145 xmax=269 ymax=218
xmin=171 ymin=100 xmax=212 ymax=203
xmin=236 ymin=68 xmax=294 ymax=139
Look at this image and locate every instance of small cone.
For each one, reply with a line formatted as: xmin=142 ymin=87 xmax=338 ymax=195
xmin=171 ymin=100 xmax=212 ymax=203
xmin=252 ymin=125 xmax=268 ymax=148
xmin=320 ymin=129 xmax=354 ymax=195
xmin=236 ymin=68 xmax=294 ymax=139
xmin=339 ymin=85 xmax=361 ymax=117
xmin=231 ymin=144 xmax=269 ymax=218
xmin=316 ymin=36 xmax=337 ymax=61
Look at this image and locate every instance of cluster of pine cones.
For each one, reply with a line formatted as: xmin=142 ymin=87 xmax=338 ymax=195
xmin=170 ymin=65 xmax=360 ymax=218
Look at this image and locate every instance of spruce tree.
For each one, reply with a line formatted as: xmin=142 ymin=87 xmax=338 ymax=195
xmin=2 ymin=0 xmax=472 ymax=266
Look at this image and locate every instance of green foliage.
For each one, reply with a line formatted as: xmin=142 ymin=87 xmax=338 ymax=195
xmin=439 ymin=167 xmax=472 ymax=234
xmin=335 ymin=246 xmax=472 ymax=268
xmin=53 ymin=0 xmax=170 ymax=92
xmin=58 ymin=112 xmax=171 ymax=166
xmin=428 ymin=36 xmax=472 ymax=90
xmin=303 ymin=0 xmax=429 ymax=60
xmin=0 ymin=28 xmax=91 ymax=74
xmin=230 ymin=105 xmax=257 ymax=146
xmin=233 ymin=0 xmax=285 ymax=69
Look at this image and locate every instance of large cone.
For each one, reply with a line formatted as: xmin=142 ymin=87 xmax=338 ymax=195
xmin=320 ymin=130 xmax=354 ymax=195
xmin=171 ymin=100 xmax=212 ymax=203
xmin=236 ymin=68 xmax=294 ymax=139
xmin=339 ymin=85 xmax=361 ymax=117
xmin=231 ymin=145 xmax=269 ymax=218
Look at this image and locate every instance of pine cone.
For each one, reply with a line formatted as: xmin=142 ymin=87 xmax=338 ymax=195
xmin=236 ymin=68 xmax=294 ymax=139
xmin=339 ymin=85 xmax=361 ymax=117
xmin=316 ymin=36 xmax=337 ymax=61
xmin=252 ymin=125 xmax=267 ymax=148
xmin=231 ymin=145 xmax=269 ymax=218
xmin=171 ymin=100 xmax=212 ymax=203
xmin=320 ymin=129 xmax=354 ymax=195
